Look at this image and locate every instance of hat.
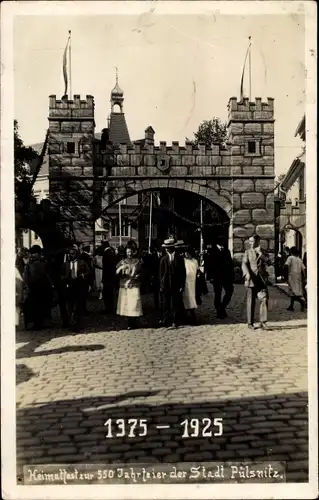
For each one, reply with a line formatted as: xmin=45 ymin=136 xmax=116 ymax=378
xmin=175 ymin=240 xmax=186 ymax=248
xmin=30 ymin=245 xmax=42 ymax=254
xmin=162 ymin=237 xmax=176 ymax=248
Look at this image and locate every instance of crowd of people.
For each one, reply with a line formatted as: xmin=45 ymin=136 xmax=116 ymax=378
xmin=15 ymin=234 xmax=307 ymax=333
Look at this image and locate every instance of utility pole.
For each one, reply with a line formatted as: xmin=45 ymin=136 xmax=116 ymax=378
xmin=148 ymin=192 xmax=153 ymax=253
xmin=119 ymin=200 xmax=122 ymax=246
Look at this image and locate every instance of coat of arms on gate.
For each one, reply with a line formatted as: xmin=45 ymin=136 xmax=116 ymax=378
xmin=156 ymin=155 xmax=172 ymax=173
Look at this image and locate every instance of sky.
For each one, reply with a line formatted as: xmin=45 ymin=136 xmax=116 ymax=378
xmin=14 ymin=12 xmax=305 ymax=175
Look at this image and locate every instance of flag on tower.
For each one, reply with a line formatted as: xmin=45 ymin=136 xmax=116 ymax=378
xmin=63 ymin=31 xmax=71 ymax=96
xmin=240 ymin=36 xmax=252 ymax=101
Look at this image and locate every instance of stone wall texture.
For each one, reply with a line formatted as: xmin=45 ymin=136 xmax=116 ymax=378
xmin=49 ymin=95 xmax=275 ymax=258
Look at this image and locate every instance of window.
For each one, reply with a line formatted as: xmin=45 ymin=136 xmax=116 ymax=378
xmin=66 ymin=142 xmax=75 ymax=154
xmin=245 ymin=138 xmax=261 ymax=157
xmin=111 ymin=218 xmax=131 ymax=237
xmin=247 ymin=141 xmax=256 ymax=154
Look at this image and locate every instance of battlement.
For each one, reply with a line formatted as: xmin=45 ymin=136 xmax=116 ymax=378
xmin=228 ymin=97 xmax=274 ymax=121
xmin=49 ymin=94 xmax=94 ymax=108
xmin=110 ymin=141 xmax=229 ymax=156
xmin=49 ymin=95 xmax=95 ymax=120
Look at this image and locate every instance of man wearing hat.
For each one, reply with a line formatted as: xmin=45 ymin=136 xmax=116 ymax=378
xmin=61 ymin=244 xmax=91 ymax=331
xmin=159 ymin=237 xmax=186 ymax=327
xmin=207 ymin=234 xmax=234 ymax=319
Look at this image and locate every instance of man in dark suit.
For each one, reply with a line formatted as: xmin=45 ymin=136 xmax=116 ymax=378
xmin=242 ymin=234 xmax=271 ymax=330
xmin=61 ymin=244 xmax=91 ymax=331
xmin=207 ymin=235 xmax=234 ymax=319
xmin=146 ymin=246 xmax=161 ymax=309
xmin=159 ymin=238 xmax=186 ymax=328
xmin=79 ymin=244 xmax=94 ymax=314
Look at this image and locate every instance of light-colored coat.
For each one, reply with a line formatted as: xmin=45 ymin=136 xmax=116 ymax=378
xmin=285 ymin=255 xmax=305 ymax=296
xmin=242 ymin=248 xmax=270 ymax=288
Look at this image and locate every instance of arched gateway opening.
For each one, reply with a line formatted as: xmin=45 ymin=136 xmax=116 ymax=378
xmin=95 ymin=186 xmax=231 ymax=250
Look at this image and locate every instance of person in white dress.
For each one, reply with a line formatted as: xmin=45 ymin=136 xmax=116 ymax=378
xmin=116 ymin=243 xmax=143 ymax=330
xmin=284 ymin=246 xmax=306 ymax=311
xmin=15 ymin=266 xmax=24 ymax=327
xmin=93 ymin=247 xmax=103 ymax=299
xmin=183 ymin=247 xmax=199 ymax=324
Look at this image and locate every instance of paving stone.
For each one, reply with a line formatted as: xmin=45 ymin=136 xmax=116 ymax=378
xmin=286 ymin=460 xmax=308 ymax=471
xmin=50 ymin=447 xmax=78 ymax=456
xmin=238 ymin=449 xmax=264 ymax=457
xmin=227 ymin=443 xmax=249 ymax=450
xmin=163 ymin=454 xmax=181 ymax=461
xmin=62 ymin=428 xmax=88 ymax=435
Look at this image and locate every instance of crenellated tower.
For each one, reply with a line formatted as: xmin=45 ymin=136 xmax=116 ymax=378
xmin=48 ymin=94 xmax=96 ymax=243
xmin=227 ymin=97 xmax=275 ymax=265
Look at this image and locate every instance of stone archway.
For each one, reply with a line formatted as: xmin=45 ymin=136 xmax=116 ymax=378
xmin=101 ymin=178 xmax=233 ymax=220
xmin=98 ymin=178 xmax=232 ymax=250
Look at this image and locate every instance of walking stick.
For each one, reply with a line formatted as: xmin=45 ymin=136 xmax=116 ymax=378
xmin=240 ymin=286 xmax=248 ymax=320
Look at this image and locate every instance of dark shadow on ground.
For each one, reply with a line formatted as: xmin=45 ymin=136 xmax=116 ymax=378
xmin=16 ymin=364 xmax=36 ymax=385
xmin=16 ymin=287 xmax=307 ymax=358
xmin=16 ymin=344 xmax=105 ymax=359
xmin=16 ymin=391 xmax=308 ymax=483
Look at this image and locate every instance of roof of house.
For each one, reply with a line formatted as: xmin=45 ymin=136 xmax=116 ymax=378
xmin=295 ymin=115 xmax=306 ymax=141
xmin=30 ymin=141 xmax=49 ymax=177
xmin=280 ymin=152 xmax=305 ymax=192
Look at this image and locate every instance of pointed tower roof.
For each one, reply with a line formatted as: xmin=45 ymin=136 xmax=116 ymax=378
xmin=109 ymin=114 xmax=131 ymax=145
xmin=145 ymin=126 xmax=155 ymax=133
xmin=109 ymin=67 xmax=131 ymax=145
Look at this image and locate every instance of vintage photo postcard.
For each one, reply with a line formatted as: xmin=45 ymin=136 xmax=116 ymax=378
xmin=1 ymin=1 xmax=317 ymax=499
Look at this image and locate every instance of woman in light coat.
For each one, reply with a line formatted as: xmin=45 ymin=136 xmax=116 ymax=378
xmin=284 ymin=246 xmax=306 ymax=311
xmin=116 ymin=242 xmax=143 ymax=330
xmin=93 ymin=246 xmax=104 ymax=299
xmin=183 ymin=247 xmax=199 ymax=324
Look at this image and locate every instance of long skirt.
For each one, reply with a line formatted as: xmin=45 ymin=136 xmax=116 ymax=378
xmin=95 ymin=268 xmax=103 ymax=292
xmin=16 ymin=306 xmax=21 ymax=327
xmin=117 ymin=286 xmax=143 ymax=317
xmin=288 ymin=272 xmax=304 ymax=297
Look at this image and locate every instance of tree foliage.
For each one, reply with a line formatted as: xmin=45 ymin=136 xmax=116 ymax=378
xmin=187 ymin=118 xmax=228 ymax=147
xmin=14 ymin=120 xmax=39 ymax=197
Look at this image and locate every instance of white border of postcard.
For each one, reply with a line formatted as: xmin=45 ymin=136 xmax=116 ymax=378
xmin=1 ymin=1 xmax=317 ymax=499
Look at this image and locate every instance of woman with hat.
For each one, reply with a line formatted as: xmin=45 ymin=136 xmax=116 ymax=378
xmin=182 ymin=245 xmax=199 ymax=324
xmin=116 ymin=241 xmax=143 ymax=330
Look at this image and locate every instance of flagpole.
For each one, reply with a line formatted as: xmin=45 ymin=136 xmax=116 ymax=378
xmin=240 ymin=36 xmax=252 ymax=102
xmin=68 ymin=30 xmax=72 ymax=97
xmin=248 ymin=36 xmax=252 ymax=101
xmin=200 ymin=199 xmax=203 ymax=255
xmin=148 ymin=193 xmax=153 ymax=253
xmin=119 ymin=201 xmax=122 ymax=247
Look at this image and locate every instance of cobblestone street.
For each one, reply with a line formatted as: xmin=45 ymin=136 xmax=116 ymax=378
xmin=16 ymin=284 xmax=308 ymax=483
